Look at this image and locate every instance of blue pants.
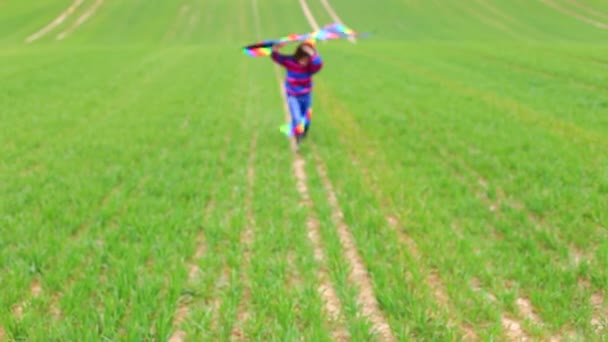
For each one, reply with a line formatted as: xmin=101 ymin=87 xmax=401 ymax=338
xmin=287 ymin=93 xmax=312 ymax=135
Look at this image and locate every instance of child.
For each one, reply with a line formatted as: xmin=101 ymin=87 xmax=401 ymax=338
xmin=271 ymin=40 xmax=323 ymax=149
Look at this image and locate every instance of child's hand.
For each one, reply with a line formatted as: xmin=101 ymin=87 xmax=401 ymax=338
xmin=272 ymin=42 xmax=286 ymax=52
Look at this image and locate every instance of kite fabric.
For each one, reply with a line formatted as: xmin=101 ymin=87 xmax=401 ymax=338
xmin=242 ymin=23 xmax=366 ymax=57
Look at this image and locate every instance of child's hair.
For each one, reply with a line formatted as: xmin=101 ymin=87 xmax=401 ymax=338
xmin=294 ymin=42 xmax=316 ymax=61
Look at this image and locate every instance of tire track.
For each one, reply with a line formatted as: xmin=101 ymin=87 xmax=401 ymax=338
xmin=538 ymin=0 xmax=608 ymax=30
xmin=209 ymin=267 xmax=231 ymax=333
xmin=25 ymin=0 xmax=84 ymax=43
xmin=10 ymin=177 xmax=125 ymax=322
xmin=432 ymin=141 xmax=568 ymax=339
xmin=291 ymin=7 xmax=394 ymax=335
xmin=164 ymin=4 xmax=190 ymax=42
xmin=429 ymin=141 xmax=580 ymax=340
xmin=471 ymin=52 xmax=608 ymax=93
xmin=447 ymin=0 xmax=526 ymax=40
xmin=194 ymin=140 xmax=251 ymax=340
xmin=298 ymin=0 xmax=320 ymax=31
xmin=317 ymin=95 xmax=477 ymax=340
xmin=319 ymin=0 xmax=356 ymax=42
xmin=231 ymin=2 xmax=261 ymax=337
xmin=471 ymin=279 xmax=530 ymax=341
xmin=437 ymin=135 xmax=598 ymax=268
xmin=317 ymin=87 xmax=573 ymax=339
xmin=273 ymin=1 xmax=391 ymax=338
xmin=357 ymin=50 xmax=608 ymax=150
xmin=230 ymin=134 xmax=257 ymax=340
xmin=312 ymin=151 xmax=395 ymax=341
xmin=168 ymin=135 xmax=232 ymax=341
xmin=473 ymin=0 xmax=547 ymax=39
xmin=167 ymin=233 xmax=206 ymax=342
xmin=261 ymin=1 xmax=349 ymax=335
xmin=565 ymin=0 xmax=608 ymax=21
xmin=590 ymin=292 xmax=607 ymax=333
xmin=578 ymin=279 xmax=607 ymax=334
xmin=11 ymin=279 xmax=42 ymax=320
xmin=45 ymin=163 xmax=155 ymax=321
xmin=56 ymin=0 xmax=104 ymax=41
xmin=274 ymin=68 xmax=349 ymax=341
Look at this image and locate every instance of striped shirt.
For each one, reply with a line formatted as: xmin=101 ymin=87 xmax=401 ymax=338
xmin=271 ymin=51 xmax=323 ymax=96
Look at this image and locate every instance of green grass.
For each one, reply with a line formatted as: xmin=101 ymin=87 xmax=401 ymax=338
xmin=1 ymin=0 xmax=607 ymax=340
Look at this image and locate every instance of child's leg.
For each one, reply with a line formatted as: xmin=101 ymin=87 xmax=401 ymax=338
xmin=287 ymin=94 xmax=303 ymax=135
xmin=298 ymin=94 xmax=312 ymax=135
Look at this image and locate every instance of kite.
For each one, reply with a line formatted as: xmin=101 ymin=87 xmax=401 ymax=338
xmin=242 ymin=23 xmax=367 ymax=57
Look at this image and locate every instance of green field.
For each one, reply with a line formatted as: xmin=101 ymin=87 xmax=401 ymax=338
xmin=1 ymin=0 xmax=607 ymax=340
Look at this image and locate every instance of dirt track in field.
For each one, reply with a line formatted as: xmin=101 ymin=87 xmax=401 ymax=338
xmin=57 ymin=0 xmax=104 ymax=40
xmin=539 ymin=0 xmax=608 ymax=30
xmin=168 ymin=135 xmax=232 ymax=341
xmin=26 ymin=0 xmax=84 ymax=43
xmin=230 ymin=132 xmax=258 ymax=340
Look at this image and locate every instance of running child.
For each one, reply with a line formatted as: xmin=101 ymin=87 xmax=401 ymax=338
xmin=271 ymin=41 xmax=323 ymax=149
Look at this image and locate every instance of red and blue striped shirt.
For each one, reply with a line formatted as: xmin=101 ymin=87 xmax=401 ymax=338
xmin=271 ymin=51 xmax=323 ymax=96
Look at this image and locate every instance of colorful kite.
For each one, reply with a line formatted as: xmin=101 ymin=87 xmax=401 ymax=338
xmin=242 ymin=23 xmax=367 ymax=57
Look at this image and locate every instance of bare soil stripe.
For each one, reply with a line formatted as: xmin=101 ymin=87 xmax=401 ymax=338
xmin=184 ymin=11 xmax=200 ymax=39
xmin=251 ymin=0 xmax=262 ymax=39
xmin=272 ymin=0 xmax=346 ymax=323
xmin=210 ymin=267 xmax=231 ymax=332
xmin=435 ymin=145 xmax=501 ymax=214
xmin=230 ymin=133 xmax=257 ymax=340
xmin=447 ymin=0 xmax=526 ymax=40
xmin=471 ymin=279 xmax=530 ymax=341
xmin=168 ymin=136 xmax=231 ymax=340
xmin=312 ymin=153 xmax=395 ymax=341
xmin=387 ymin=201 xmax=475 ymax=340
xmin=12 ymin=278 xmax=43 ymax=320
xmin=171 ymin=134 xmax=241 ymax=340
xmin=320 ymin=96 xmax=466 ymax=339
xmin=381 ymin=185 xmax=468 ymax=336
xmin=565 ymin=0 xmax=608 ymax=21
xmin=56 ymin=0 xmax=104 ymax=40
xmin=436 ymin=146 xmax=561 ymax=336
xmin=164 ymin=4 xmax=190 ymax=42
xmin=274 ymin=70 xmax=349 ymax=340
xmin=319 ymin=0 xmax=356 ymax=42
xmin=474 ymin=0 xmax=549 ymax=39
xmin=516 ymin=298 xmax=541 ymax=326
xmin=232 ymin=5 xmax=260 ymax=332
xmin=590 ymin=292 xmax=606 ymax=333
xmin=439 ymin=140 xmax=593 ymax=270
xmin=168 ymin=232 xmax=206 ymax=342
xmin=286 ymin=251 xmax=304 ymax=288
xmin=50 ymin=293 xmax=63 ymax=320
xmin=25 ymin=0 xmax=84 ymax=43
xmin=476 ymin=53 xmax=608 ymax=93
xmin=0 ymin=326 xmax=5 ymax=341
xmin=298 ymin=0 xmax=320 ymax=31
xmin=538 ymin=0 xmax=608 ymax=29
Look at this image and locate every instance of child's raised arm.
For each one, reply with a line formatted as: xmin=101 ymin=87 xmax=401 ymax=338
xmin=310 ymin=53 xmax=323 ymax=74
xmin=271 ymin=42 xmax=288 ymax=66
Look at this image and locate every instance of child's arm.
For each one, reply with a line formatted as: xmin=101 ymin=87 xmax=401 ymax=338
xmin=271 ymin=43 xmax=288 ymax=66
xmin=309 ymin=53 xmax=323 ymax=74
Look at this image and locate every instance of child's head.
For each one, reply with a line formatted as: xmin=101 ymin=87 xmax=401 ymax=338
xmin=294 ymin=42 xmax=316 ymax=66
